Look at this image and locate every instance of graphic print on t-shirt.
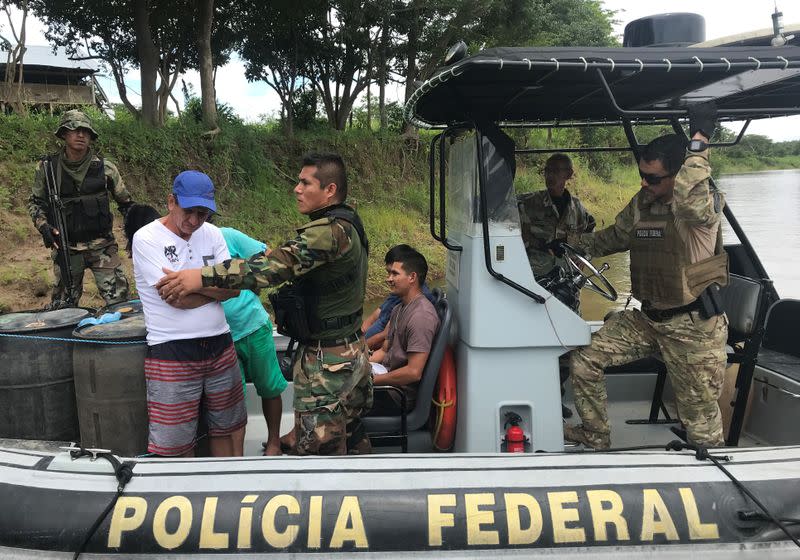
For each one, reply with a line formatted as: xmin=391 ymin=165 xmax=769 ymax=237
xmin=164 ymin=245 xmax=179 ymax=264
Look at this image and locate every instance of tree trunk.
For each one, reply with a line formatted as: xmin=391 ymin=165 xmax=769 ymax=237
xmin=196 ymin=0 xmax=218 ymax=131
xmin=404 ymin=1 xmax=420 ymax=104
xmin=285 ymin=94 xmax=294 ymax=137
xmin=378 ymin=20 xmax=388 ymax=131
xmin=2 ymin=0 xmax=28 ymax=115
xmin=109 ymin=61 xmax=140 ymax=118
xmin=133 ymin=0 xmax=160 ymax=126
xmin=366 ymin=81 xmax=371 ymax=130
xmin=402 ymin=1 xmax=420 ymax=134
xmin=365 ymin=45 xmax=372 ymax=130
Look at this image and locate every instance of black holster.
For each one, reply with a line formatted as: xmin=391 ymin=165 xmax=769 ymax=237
xmin=269 ymin=284 xmax=312 ymax=340
xmin=698 ymin=283 xmax=725 ymax=319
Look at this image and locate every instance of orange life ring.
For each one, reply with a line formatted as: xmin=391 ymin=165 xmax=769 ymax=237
xmin=430 ymin=346 xmax=457 ymax=451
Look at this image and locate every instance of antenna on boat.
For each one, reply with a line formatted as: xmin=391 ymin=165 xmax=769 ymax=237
xmin=772 ymin=3 xmax=795 ymax=46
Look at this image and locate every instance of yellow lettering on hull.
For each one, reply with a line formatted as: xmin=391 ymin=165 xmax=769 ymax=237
xmin=641 ymin=489 xmax=679 ymax=541
xmin=680 ymin=488 xmax=719 ymax=540
xmin=330 ymin=496 xmax=368 ymax=548
xmin=464 ymin=493 xmax=499 ymax=545
xmin=107 ymin=496 xmax=147 ymax=548
xmin=504 ymin=493 xmax=543 ymax=545
xmin=152 ymin=496 xmax=193 ymax=550
xmin=261 ymin=494 xmax=301 ymax=548
xmin=428 ymin=494 xmax=456 ymax=546
xmin=587 ymin=490 xmax=630 ymax=541
xmin=548 ymin=491 xmax=586 ymax=544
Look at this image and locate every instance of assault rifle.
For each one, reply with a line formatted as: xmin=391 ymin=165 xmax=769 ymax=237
xmin=42 ymin=157 xmax=76 ymax=308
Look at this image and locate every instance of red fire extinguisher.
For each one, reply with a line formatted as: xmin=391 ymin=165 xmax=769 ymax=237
xmin=503 ymin=412 xmax=528 ymax=453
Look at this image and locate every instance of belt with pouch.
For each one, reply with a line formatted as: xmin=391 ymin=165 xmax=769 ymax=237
xmin=641 ymin=299 xmax=701 ymax=322
xmin=302 ymin=330 xmax=363 ymax=349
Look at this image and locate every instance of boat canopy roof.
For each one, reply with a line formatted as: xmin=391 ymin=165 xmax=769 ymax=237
xmin=407 ymin=45 xmax=800 ymax=128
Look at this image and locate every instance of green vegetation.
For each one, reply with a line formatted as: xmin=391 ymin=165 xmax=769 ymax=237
xmin=1 ymin=112 xmax=797 ymax=311
xmin=713 ymin=133 xmax=800 ymax=174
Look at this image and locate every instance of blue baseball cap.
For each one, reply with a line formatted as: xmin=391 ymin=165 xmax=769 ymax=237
xmin=172 ymin=170 xmax=217 ymax=212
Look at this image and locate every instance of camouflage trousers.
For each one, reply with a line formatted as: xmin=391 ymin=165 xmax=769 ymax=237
xmin=292 ymin=337 xmax=373 ymax=455
xmin=570 ymin=308 xmax=728 ymax=447
xmin=52 ymin=241 xmax=129 ymax=306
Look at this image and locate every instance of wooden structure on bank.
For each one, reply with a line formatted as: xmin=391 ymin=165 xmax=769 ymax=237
xmin=0 ymin=46 xmax=108 ymax=112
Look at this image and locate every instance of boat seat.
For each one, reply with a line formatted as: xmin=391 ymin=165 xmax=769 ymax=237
xmin=719 ymin=274 xmax=770 ymax=445
xmin=756 ymin=299 xmax=800 ymax=382
xmin=362 ymin=289 xmax=452 ymax=452
xmin=604 ymin=274 xmax=769 ymax=445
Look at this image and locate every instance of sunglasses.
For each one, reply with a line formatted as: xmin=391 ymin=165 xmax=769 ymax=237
xmin=639 ymin=170 xmax=675 ymax=186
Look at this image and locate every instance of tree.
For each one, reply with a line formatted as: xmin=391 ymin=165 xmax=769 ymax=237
xmin=308 ymin=0 xmax=385 ymax=130
xmin=1 ymin=0 xmax=28 ymax=114
xmin=236 ymin=0 xmax=324 ymax=135
xmin=394 ymin=0 xmax=615 ymax=104
xmin=238 ymin=0 xmax=387 ymax=131
xmin=31 ymin=0 xmax=234 ymax=127
xmin=195 ymin=0 xmax=218 ymax=132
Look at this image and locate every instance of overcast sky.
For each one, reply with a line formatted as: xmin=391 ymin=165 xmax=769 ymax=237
xmin=5 ymin=1 xmax=800 ymax=140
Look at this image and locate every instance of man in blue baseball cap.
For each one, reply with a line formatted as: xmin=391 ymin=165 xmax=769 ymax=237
xmin=172 ymin=170 xmax=217 ymax=213
xmin=131 ymin=170 xmax=247 ymax=458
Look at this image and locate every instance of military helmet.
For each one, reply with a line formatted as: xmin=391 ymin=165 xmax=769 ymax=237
xmin=55 ymin=110 xmax=98 ymax=140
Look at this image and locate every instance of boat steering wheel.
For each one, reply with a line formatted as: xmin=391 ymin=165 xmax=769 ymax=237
xmin=560 ymin=243 xmax=618 ymax=302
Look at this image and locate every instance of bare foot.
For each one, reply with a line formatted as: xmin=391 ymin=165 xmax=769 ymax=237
xmin=262 ymin=430 xmax=296 ymax=453
xmin=263 ymin=441 xmax=282 ymax=456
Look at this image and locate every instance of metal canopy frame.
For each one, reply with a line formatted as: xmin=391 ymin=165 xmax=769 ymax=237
xmin=407 ymin=47 xmax=800 ymax=128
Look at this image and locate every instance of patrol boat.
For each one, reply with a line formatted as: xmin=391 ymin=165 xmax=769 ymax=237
xmin=2 ymin=12 xmax=800 ymax=559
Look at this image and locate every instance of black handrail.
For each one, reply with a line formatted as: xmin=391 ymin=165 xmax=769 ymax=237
xmin=428 ymin=133 xmax=443 ymax=244
xmin=428 ymin=129 xmax=463 ymax=252
xmin=669 ymin=118 xmax=751 ymax=147
xmin=596 ymin=68 xmax=800 ymax=119
xmin=474 ymin=129 xmax=545 ymax=304
xmin=622 ymin=119 xmax=642 ymax=162
xmin=516 ymin=146 xmax=634 ymax=154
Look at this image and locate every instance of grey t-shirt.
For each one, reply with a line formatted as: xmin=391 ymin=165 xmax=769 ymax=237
xmin=381 ymin=293 xmax=440 ymax=408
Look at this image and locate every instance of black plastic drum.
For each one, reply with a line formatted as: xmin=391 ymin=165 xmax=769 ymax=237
xmin=72 ymin=315 xmax=148 ymax=457
xmin=99 ymin=299 xmax=143 ymax=318
xmin=0 ymin=308 xmax=92 ymax=440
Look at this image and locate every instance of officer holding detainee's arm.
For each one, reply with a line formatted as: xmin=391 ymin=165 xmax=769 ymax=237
xmin=155 ymin=152 xmax=373 ymax=456
xmin=562 ymin=102 xmax=729 ymax=450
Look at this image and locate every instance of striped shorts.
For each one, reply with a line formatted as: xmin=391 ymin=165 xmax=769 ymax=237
xmin=144 ymin=332 xmax=247 ymax=456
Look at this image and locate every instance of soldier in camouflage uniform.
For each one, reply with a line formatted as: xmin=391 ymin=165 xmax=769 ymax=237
xmin=28 ymin=110 xmax=133 ymax=307
xmin=156 ymin=153 xmax=373 ymax=456
xmin=518 ymin=154 xmax=595 ymax=419
xmin=564 ymin=103 xmax=728 ymax=450
xmin=517 ymin=153 xmax=596 ymax=312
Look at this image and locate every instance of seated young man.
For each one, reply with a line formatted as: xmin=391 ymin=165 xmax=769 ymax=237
xmin=370 ymin=246 xmax=440 ymax=411
xmin=362 ymin=244 xmax=436 ymax=350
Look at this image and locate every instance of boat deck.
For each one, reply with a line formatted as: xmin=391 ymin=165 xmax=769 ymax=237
xmin=1 ymin=370 xmax=762 ymax=457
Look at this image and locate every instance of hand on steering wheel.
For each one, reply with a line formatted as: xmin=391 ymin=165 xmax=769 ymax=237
xmin=558 ymin=242 xmax=618 ymax=301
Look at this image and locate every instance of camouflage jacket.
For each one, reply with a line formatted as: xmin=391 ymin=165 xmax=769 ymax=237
xmin=201 ymin=209 xmax=362 ymax=291
xmin=572 ymin=149 xmax=722 ymax=259
xmin=28 ymin=149 xmax=132 ymax=251
xmin=517 ymin=189 xmax=596 ymax=276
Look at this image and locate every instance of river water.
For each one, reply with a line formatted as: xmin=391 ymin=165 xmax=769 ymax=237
xmin=579 ymin=168 xmax=800 ymax=320
xmin=365 ymin=169 xmax=800 ymax=320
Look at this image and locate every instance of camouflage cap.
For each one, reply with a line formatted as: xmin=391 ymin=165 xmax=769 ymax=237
xmin=55 ymin=110 xmax=98 ymax=140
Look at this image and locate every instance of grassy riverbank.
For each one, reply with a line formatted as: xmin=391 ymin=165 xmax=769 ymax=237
xmin=0 ymin=112 xmax=785 ymax=312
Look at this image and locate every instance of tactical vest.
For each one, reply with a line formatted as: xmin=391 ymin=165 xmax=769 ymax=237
xmin=271 ymin=205 xmax=368 ymax=342
xmin=50 ymin=154 xmax=113 ymax=242
xmin=630 ymin=194 xmax=728 ymax=310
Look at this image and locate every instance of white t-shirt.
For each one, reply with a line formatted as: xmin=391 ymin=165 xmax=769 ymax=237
xmin=133 ymin=219 xmax=231 ymax=345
